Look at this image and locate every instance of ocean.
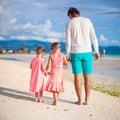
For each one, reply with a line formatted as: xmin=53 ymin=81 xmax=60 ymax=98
xmin=0 ymin=54 xmax=120 ymax=79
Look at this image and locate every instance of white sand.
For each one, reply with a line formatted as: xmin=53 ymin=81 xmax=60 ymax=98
xmin=0 ymin=59 xmax=120 ymax=120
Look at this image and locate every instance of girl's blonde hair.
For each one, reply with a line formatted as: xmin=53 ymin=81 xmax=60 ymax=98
xmin=50 ymin=42 xmax=61 ymax=53
xmin=36 ymin=46 xmax=45 ymax=55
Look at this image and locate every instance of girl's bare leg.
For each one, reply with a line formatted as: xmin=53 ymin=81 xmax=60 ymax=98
xmin=53 ymin=92 xmax=59 ymax=106
xmin=39 ymin=91 xmax=43 ymax=103
xmin=35 ymin=92 xmax=39 ymax=102
xmin=57 ymin=93 xmax=59 ymax=99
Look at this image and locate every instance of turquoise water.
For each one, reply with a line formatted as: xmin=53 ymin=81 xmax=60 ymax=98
xmin=93 ymin=55 xmax=120 ymax=78
xmin=0 ymin=54 xmax=120 ymax=79
xmin=106 ymin=54 xmax=120 ymax=57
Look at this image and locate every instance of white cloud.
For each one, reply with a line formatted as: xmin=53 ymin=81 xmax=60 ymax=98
xmin=22 ymin=22 xmax=33 ymax=29
xmin=97 ymin=6 xmax=120 ymax=19
xmin=111 ymin=40 xmax=119 ymax=44
xmin=0 ymin=4 xmax=5 ymax=15
xmin=99 ymin=35 xmax=108 ymax=42
xmin=0 ymin=18 xmax=64 ymax=41
xmin=10 ymin=35 xmax=60 ymax=42
xmin=21 ymin=20 xmax=52 ymax=34
xmin=99 ymin=34 xmax=120 ymax=46
xmin=100 ymin=6 xmax=120 ymax=13
xmin=46 ymin=38 xmax=60 ymax=43
xmin=10 ymin=35 xmax=27 ymax=40
xmin=48 ymin=31 xmax=64 ymax=38
xmin=10 ymin=35 xmax=44 ymax=41
xmin=10 ymin=18 xmax=17 ymax=24
xmin=15 ymin=11 xmax=21 ymax=15
xmin=8 ymin=19 xmax=65 ymax=41
xmin=0 ymin=36 xmax=5 ymax=40
xmin=43 ymin=20 xmax=52 ymax=31
xmin=33 ymin=2 xmax=47 ymax=8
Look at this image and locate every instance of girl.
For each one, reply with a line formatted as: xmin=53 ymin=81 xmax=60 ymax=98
xmin=29 ymin=46 xmax=46 ymax=102
xmin=45 ymin=42 xmax=70 ymax=105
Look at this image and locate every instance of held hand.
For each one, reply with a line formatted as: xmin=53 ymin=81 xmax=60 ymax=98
xmin=94 ymin=53 xmax=100 ymax=60
xmin=66 ymin=59 xmax=71 ymax=65
xmin=67 ymin=58 xmax=71 ymax=62
xmin=44 ymin=72 xmax=47 ymax=77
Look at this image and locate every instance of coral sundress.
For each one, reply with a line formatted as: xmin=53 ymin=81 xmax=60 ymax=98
xmin=45 ymin=53 xmax=65 ymax=92
xmin=29 ymin=57 xmax=44 ymax=92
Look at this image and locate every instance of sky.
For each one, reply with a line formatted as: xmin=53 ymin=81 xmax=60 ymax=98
xmin=0 ymin=0 xmax=120 ymax=46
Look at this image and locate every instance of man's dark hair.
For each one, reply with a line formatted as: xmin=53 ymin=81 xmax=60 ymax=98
xmin=67 ymin=7 xmax=80 ymax=17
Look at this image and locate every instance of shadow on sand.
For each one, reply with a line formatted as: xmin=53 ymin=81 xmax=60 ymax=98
xmin=0 ymin=86 xmax=75 ymax=105
xmin=0 ymin=86 xmax=35 ymax=102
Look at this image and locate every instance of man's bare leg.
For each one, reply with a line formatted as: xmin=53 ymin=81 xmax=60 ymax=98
xmin=83 ymin=74 xmax=91 ymax=105
xmin=74 ymin=74 xmax=82 ymax=105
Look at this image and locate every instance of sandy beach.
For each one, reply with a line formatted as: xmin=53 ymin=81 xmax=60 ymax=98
xmin=0 ymin=54 xmax=120 ymax=120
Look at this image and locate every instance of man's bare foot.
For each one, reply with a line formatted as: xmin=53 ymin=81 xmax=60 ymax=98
xmin=84 ymin=98 xmax=90 ymax=105
xmin=83 ymin=101 xmax=90 ymax=105
xmin=75 ymin=101 xmax=82 ymax=105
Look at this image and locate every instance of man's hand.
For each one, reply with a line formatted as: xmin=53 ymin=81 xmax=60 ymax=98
xmin=94 ymin=53 xmax=100 ymax=60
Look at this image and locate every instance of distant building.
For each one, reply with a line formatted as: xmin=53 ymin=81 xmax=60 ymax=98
xmin=20 ymin=48 xmax=28 ymax=54
xmin=0 ymin=47 xmax=6 ymax=54
xmin=7 ymin=50 xmax=13 ymax=54
xmin=13 ymin=50 xmax=19 ymax=54
xmin=29 ymin=50 xmax=35 ymax=54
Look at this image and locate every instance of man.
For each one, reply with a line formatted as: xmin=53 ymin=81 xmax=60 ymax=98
xmin=66 ymin=7 xmax=99 ymax=105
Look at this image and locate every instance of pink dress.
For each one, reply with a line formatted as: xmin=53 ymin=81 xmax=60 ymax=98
xmin=29 ymin=57 xmax=44 ymax=92
xmin=45 ymin=53 xmax=65 ymax=92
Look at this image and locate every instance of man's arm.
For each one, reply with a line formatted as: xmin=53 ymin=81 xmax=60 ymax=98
xmin=89 ymin=20 xmax=99 ymax=53
xmin=66 ymin=22 xmax=71 ymax=59
xmin=89 ymin=20 xmax=100 ymax=60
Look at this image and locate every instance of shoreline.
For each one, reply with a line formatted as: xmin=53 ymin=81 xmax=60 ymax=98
xmin=0 ymin=54 xmax=120 ymax=78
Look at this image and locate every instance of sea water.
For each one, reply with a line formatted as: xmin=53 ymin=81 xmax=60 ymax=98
xmin=0 ymin=54 xmax=120 ymax=79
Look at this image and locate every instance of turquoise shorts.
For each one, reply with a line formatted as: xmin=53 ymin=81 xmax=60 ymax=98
xmin=70 ymin=52 xmax=92 ymax=74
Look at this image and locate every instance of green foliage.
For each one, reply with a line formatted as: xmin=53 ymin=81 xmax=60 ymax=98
xmin=92 ymin=86 xmax=120 ymax=97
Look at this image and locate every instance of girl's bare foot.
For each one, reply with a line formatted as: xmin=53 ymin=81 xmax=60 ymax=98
xmin=35 ymin=98 xmax=39 ymax=102
xmin=39 ymin=98 xmax=43 ymax=103
xmin=53 ymin=101 xmax=57 ymax=106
